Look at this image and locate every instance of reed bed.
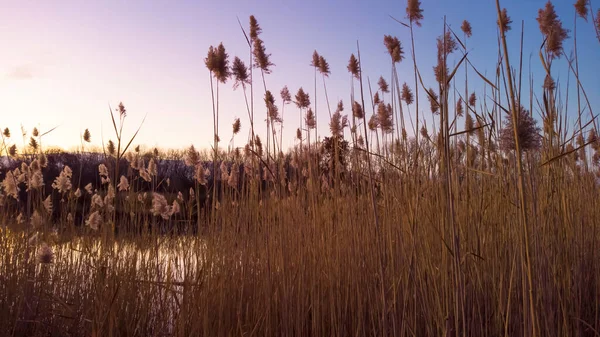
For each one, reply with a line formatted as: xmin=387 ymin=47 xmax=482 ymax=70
xmin=1 ymin=0 xmax=600 ymax=336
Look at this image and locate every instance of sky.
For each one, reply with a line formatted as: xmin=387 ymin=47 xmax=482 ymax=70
xmin=0 ymin=0 xmax=598 ymax=154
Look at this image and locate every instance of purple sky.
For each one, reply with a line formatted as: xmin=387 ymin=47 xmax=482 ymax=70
xmin=0 ymin=0 xmax=598 ymax=153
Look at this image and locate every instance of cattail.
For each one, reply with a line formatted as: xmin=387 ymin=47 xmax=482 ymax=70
xmin=469 ymin=92 xmax=477 ymax=107
xmin=43 ymin=195 xmax=52 ymax=213
xmin=3 ymin=128 xmax=10 ymax=138
xmin=8 ymin=144 xmax=16 ymax=157
xmin=118 ymin=175 xmax=129 ymax=191
xmin=232 ymin=118 xmax=241 ymax=135
xmin=36 ymin=242 xmax=54 ymax=264
xmin=151 ymin=193 xmax=171 ymax=220
xmin=456 ymin=98 xmax=464 ymax=117
xmin=232 ymin=56 xmax=250 ymax=89
xmin=184 ymin=145 xmax=200 ymax=166
xmin=86 ymin=211 xmax=102 ymax=231
xmin=352 ymin=101 xmax=364 ymax=119
xmin=318 ymin=55 xmax=330 ymax=76
xmin=575 ymin=0 xmax=588 ymax=20
xmin=402 ymin=83 xmax=414 ymax=105
xmin=347 ymin=54 xmax=360 ymax=79
xmin=498 ymin=8 xmax=512 ymax=33
xmin=537 ymin=1 xmax=569 ymax=59
xmin=427 ymin=88 xmax=439 ymax=114
xmin=378 ymin=76 xmax=389 ymax=93
xmin=294 ymin=87 xmax=311 ymax=109
xmin=281 ymin=86 xmax=292 ymax=103
xmin=499 ymin=106 xmax=542 ymax=152
xmin=406 ymin=0 xmax=424 ymax=26
xmin=107 ymin=140 xmax=116 ymax=156
xmin=249 ymin=15 xmax=262 ymax=40
xmin=83 ymin=129 xmax=91 ymax=142
xmin=384 ymin=35 xmax=404 ymax=63
xmin=461 ymin=20 xmax=473 ymax=37
xmin=374 ymin=92 xmax=381 ymax=105
xmin=305 ymin=109 xmax=316 ymax=129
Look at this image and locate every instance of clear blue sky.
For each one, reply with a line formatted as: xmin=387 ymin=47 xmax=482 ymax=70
xmin=0 ymin=0 xmax=598 ymax=152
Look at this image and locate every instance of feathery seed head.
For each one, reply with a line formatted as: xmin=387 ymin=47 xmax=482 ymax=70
xmin=465 ymin=113 xmax=475 ymax=135
xmin=8 ymin=144 xmax=17 ymax=157
xmin=32 ymin=127 xmax=39 ymax=137
xmin=401 ymin=83 xmax=414 ymax=105
xmin=280 ymin=86 xmax=292 ymax=103
xmin=83 ymin=128 xmax=91 ymax=142
xmin=118 ymin=102 xmax=127 ymax=118
xmin=456 ymin=98 xmax=464 ymax=117
xmin=378 ymin=76 xmax=389 ymax=93
xmin=232 ymin=56 xmax=250 ymax=89
xmin=374 ymin=92 xmax=381 ymax=105
xmin=469 ymin=92 xmax=477 ymax=107
xmin=347 ymin=54 xmax=360 ymax=79
xmin=249 ymin=15 xmax=262 ymax=40
xmin=311 ymin=50 xmax=320 ymax=67
xmin=232 ymin=118 xmax=241 ymax=135
xmin=3 ymin=128 xmax=9 ymax=138
xmin=318 ymin=55 xmax=330 ymax=76
xmin=294 ymin=87 xmax=311 ymax=109
xmin=184 ymin=145 xmax=200 ymax=167
xmin=86 ymin=211 xmax=102 ymax=231
xmin=107 ymin=140 xmax=116 ymax=156
xmin=384 ymin=35 xmax=404 ymax=63
xmin=499 ymin=106 xmax=542 ymax=152
xmin=498 ymin=8 xmax=512 ymax=33
xmin=406 ymin=0 xmax=424 ymax=26
xmin=118 ymin=175 xmax=129 ymax=191
xmin=575 ymin=0 xmax=588 ymax=20
xmin=253 ymin=38 xmax=274 ymax=74
xmin=461 ymin=20 xmax=473 ymax=37
xmin=352 ymin=101 xmax=364 ymax=119
xmin=36 ymin=242 xmax=54 ymax=264
xmin=305 ymin=109 xmax=316 ymax=129
xmin=537 ymin=1 xmax=569 ymax=59
xmin=427 ymin=88 xmax=440 ymax=114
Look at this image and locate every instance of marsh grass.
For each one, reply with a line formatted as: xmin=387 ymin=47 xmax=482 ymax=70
xmin=1 ymin=2 xmax=600 ymax=336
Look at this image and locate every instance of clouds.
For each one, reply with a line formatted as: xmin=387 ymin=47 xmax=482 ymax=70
xmin=6 ymin=64 xmax=41 ymax=80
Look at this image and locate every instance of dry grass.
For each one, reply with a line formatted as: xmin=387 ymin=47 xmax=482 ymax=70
xmin=1 ymin=2 xmax=600 ymax=336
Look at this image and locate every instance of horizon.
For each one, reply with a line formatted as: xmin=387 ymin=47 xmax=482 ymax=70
xmin=0 ymin=0 xmax=598 ymax=154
